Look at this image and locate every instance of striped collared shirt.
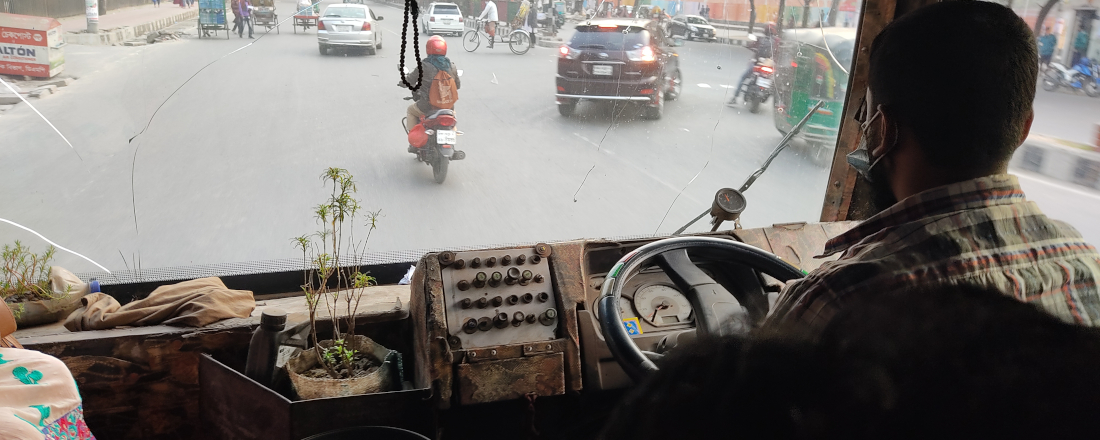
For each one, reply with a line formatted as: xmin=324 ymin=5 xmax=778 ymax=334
xmin=768 ymin=174 xmax=1100 ymax=330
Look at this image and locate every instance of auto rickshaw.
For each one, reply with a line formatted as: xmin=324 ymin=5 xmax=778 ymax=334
xmin=772 ymin=27 xmax=857 ymax=165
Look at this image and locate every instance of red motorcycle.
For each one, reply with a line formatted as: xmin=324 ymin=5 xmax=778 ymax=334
xmin=403 ymin=98 xmax=465 ymax=184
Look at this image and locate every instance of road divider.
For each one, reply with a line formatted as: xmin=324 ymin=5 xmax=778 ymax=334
xmin=1010 ymin=134 xmax=1100 ymax=191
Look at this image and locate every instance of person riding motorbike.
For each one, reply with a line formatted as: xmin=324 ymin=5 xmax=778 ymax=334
xmin=731 ymin=24 xmax=778 ymax=103
xmin=402 ymin=36 xmax=462 ymax=144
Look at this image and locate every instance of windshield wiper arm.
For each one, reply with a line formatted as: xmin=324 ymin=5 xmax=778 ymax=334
xmin=672 ymin=100 xmax=826 ymax=236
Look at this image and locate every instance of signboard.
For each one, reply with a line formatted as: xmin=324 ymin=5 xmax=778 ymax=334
xmin=0 ymin=13 xmax=64 ymax=78
xmin=86 ymin=0 xmax=99 ymax=24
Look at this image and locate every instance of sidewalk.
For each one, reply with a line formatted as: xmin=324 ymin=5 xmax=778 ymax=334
xmin=58 ymin=3 xmax=199 ymax=45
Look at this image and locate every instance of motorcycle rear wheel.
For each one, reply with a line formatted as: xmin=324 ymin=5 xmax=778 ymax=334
xmin=748 ymin=94 xmax=761 ymax=113
xmin=432 ymin=155 xmax=449 ymax=184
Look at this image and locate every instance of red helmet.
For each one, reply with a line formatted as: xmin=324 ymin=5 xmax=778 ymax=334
xmin=426 ymin=35 xmax=447 ymax=56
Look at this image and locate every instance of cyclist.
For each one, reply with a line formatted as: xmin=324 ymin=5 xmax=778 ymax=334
xmin=478 ymin=0 xmax=499 ymax=49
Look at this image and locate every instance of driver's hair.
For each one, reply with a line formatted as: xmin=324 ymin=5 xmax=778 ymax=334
xmin=600 ymin=285 xmax=1100 ymax=440
xmin=868 ymin=1 xmax=1037 ymax=176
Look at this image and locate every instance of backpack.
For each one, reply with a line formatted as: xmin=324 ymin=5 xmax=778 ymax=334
xmin=429 ymin=68 xmax=458 ymax=109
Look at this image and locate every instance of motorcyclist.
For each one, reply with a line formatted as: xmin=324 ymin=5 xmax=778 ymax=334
xmin=402 ymin=36 xmax=462 ymax=141
xmin=730 ymin=23 xmax=777 ymax=104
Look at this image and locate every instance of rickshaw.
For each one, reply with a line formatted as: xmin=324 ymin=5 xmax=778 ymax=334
xmin=252 ymin=0 xmax=279 ymax=33
xmin=772 ymin=27 xmax=857 ymax=165
xmin=293 ymin=0 xmax=320 ymax=33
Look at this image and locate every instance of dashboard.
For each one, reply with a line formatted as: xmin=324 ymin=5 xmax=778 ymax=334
xmin=408 ymin=222 xmax=853 ymax=408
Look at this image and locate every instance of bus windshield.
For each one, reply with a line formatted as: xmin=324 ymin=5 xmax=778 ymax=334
xmin=1 ymin=0 xmax=1097 ymax=282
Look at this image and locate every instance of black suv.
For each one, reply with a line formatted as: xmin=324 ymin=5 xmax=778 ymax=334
xmin=555 ymin=20 xmax=682 ymax=120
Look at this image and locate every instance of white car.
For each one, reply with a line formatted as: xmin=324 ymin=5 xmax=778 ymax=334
xmin=317 ymin=4 xmax=384 ymax=55
xmin=420 ymin=2 xmax=463 ymax=36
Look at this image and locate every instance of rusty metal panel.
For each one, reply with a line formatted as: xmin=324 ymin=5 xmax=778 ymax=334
xmin=763 ymin=223 xmax=837 ymax=273
xmin=200 ymin=354 xmax=293 ymax=440
xmin=410 ymin=254 xmax=453 ymax=409
xmin=732 ymin=227 xmax=774 ymax=254
xmin=547 ymin=241 xmax=585 ymax=394
xmin=455 ymin=353 xmax=565 ymax=405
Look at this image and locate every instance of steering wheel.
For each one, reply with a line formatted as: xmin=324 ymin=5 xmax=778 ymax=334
xmin=597 ymin=236 xmax=804 ymax=382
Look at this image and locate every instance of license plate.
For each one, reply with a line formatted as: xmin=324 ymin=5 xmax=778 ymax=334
xmin=756 ymin=78 xmax=772 ymax=88
xmin=592 ymin=65 xmax=613 ymax=76
xmin=436 ymin=130 xmax=457 ymax=144
xmin=443 ymin=19 xmax=453 ymax=23
xmin=334 ymin=25 xmax=352 ymax=32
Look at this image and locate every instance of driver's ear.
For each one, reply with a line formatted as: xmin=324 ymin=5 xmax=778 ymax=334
xmin=869 ymin=106 xmax=893 ymax=158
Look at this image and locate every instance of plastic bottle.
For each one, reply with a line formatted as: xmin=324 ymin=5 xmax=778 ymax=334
xmin=244 ymin=308 xmax=288 ymax=386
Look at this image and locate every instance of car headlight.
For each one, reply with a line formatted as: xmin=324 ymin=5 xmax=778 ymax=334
xmin=689 ymin=25 xmax=697 ymax=32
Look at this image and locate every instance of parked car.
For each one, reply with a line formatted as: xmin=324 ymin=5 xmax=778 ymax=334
xmin=669 ymin=15 xmax=717 ymax=41
xmin=555 ymin=20 xmax=683 ymax=120
xmin=318 ymin=4 xmax=384 ymax=55
xmin=421 ymin=2 xmax=463 ymax=36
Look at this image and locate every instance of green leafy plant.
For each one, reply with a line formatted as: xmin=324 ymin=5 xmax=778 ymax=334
xmin=2 ymin=241 xmax=57 ymax=302
xmin=293 ymin=168 xmax=381 ymax=379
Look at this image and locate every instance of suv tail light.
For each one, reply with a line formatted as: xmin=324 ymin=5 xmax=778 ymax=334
xmin=626 ymin=46 xmax=655 ymax=62
xmin=362 ymin=21 xmax=371 ymax=31
xmin=430 ymin=16 xmax=436 ymax=21
xmin=559 ymin=45 xmax=580 ymax=60
xmin=318 ymin=20 xmax=325 ymax=30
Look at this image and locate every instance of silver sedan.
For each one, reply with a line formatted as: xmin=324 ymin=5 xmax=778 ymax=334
xmin=317 ymin=4 xmax=384 ymax=55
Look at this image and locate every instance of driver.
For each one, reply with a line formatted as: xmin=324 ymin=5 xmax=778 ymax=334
xmin=767 ymin=1 xmax=1100 ymax=331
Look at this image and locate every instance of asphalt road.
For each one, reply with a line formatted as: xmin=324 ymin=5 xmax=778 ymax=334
xmin=2 ymin=0 xmax=1099 ymax=274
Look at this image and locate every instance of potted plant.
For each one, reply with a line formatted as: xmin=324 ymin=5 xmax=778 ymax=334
xmin=2 ymin=241 xmax=83 ymax=328
xmin=287 ymin=167 xmax=398 ymax=400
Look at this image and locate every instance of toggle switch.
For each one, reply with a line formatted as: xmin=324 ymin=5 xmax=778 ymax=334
xmin=473 ymin=272 xmax=487 ymax=288
xmin=512 ymin=312 xmax=525 ymax=326
xmin=491 ymin=296 xmax=503 ymax=307
xmin=476 ymin=297 xmax=489 ymax=309
xmin=489 ymin=271 xmax=503 ymax=287
xmin=537 ymin=292 xmax=550 ymax=303
xmin=463 ymin=318 xmax=478 ymax=334
xmin=457 ymin=280 xmax=471 ymax=291
xmin=516 ymin=254 xmax=527 ymax=265
xmin=460 ymin=298 xmax=472 ymax=309
xmin=470 ymin=257 xmax=482 ymax=268
xmin=477 ymin=317 xmax=493 ymax=331
xmin=494 ymin=312 xmax=509 ymax=329
xmin=521 ymin=293 xmax=533 ymax=303
xmin=501 ymin=255 xmax=512 ymax=266
xmin=505 ymin=267 xmax=521 ymax=285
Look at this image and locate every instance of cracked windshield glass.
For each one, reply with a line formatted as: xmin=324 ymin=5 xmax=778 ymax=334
xmin=2 ymin=0 xmax=1100 ymax=280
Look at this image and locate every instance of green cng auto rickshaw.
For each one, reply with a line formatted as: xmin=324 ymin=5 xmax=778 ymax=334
xmin=772 ymin=27 xmax=857 ymax=164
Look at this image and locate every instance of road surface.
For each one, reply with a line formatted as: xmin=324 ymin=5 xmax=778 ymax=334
xmin=2 ymin=0 xmax=1099 ymax=276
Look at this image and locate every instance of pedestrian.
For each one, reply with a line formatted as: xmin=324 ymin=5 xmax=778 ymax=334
xmin=231 ymin=0 xmax=241 ymax=32
xmin=1038 ymin=27 xmax=1057 ymax=71
xmin=1072 ymin=28 xmax=1089 ymax=66
xmin=152 ymin=0 xmax=160 ymax=7
xmin=236 ymin=0 xmax=254 ymax=38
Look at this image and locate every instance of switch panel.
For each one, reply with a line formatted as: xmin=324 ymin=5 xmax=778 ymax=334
xmin=441 ymin=247 xmax=558 ymax=349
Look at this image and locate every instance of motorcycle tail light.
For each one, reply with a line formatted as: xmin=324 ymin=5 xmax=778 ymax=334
xmin=437 ymin=115 xmax=457 ymax=126
xmin=318 ymin=20 xmax=326 ymax=30
xmin=760 ymin=65 xmax=774 ymax=74
xmin=362 ymin=21 xmax=371 ymax=31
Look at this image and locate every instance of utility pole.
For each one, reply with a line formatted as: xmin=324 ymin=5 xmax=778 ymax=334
xmin=85 ymin=0 xmax=99 ymax=33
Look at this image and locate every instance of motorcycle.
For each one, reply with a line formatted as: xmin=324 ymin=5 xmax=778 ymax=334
xmin=403 ymin=99 xmax=464 ymax=184
xmin=731 ymin=57 xmax=774 ymax=113
xmin=1042 ymin=57 xmax=1100 ymax=98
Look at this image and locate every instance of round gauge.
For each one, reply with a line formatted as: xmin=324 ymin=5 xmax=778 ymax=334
xmin=634 ymin=284 xmax=694 ymax=327
xmin=619 ymin=296 xmax=635 ymax=317
xmin=714 ymin=188 xmax=747 ymax=214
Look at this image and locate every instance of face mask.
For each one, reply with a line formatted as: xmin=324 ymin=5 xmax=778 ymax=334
xmin=845 ymin=109 xmax=889 ymax=182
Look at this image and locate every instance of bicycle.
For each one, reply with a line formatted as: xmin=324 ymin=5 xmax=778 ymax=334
xmin=462 ymin=18 xmax=532 ymax=55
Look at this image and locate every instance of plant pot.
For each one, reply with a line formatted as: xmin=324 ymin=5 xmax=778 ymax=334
xmin=287 ymin=335 xmax=400 ymax=400
xmin=7 ymin=292 xmax=86 ymax=328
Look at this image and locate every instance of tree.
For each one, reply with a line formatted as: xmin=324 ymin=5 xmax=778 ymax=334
xmin=747 ymin=0 xmax=757 ymax=34
xmin=827 ymin=0 xmax=840 ymax=26
xmin=777 ymin=0 xmax=787 ymax=32
xmin=1033 ymin=0 xmax=1059 ymax=36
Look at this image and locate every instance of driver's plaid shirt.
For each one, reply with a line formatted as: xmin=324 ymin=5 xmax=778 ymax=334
xmin=768 ymin=174 xmax=1100 ymax=330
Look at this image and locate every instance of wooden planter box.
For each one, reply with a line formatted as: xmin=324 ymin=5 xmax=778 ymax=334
xmin=199 ymin=353 xmax=436 ymax=440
